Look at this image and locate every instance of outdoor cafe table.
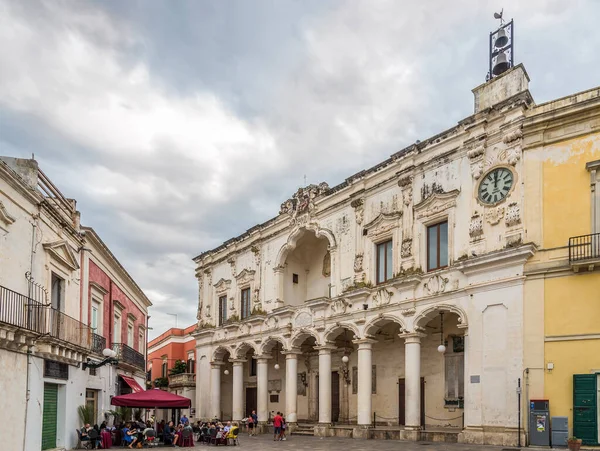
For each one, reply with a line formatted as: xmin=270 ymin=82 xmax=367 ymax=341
xmin=100 ymin=429 xmax=112 ymax=449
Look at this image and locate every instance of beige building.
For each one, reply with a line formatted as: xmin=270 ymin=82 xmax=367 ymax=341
xmin=193 ymin=64 xmax=544 ymax=446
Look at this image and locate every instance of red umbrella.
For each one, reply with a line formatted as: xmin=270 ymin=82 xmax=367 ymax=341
xmin=111 ymin=388 xmax=191 ymax=408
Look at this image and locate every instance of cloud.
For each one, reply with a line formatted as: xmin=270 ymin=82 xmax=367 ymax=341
xmin=1 ymin=0 xmax=599 ymax=338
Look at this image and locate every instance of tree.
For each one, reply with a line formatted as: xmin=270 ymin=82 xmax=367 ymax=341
xmin=169 ymin=359 xmax=187 ymax=376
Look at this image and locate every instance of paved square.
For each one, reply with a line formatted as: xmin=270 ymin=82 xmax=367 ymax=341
xmin=226 ymin=434 xmax=521 ymax=451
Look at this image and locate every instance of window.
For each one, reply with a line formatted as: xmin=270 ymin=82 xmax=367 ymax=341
xmin=86 ymin=390 xmax=98 ymax=424
xmin=187 ymin=352 xmax=195 ymax=373
xmin=218 ymin=295 xmax=227 ymax=326
xmin=50 ymin=273 xmax=64 ymax=311
xmin=241 ymin=288 xmax=251 ymax=320
xmin=376 ymin=240 xmax=393 ymax=284
xmin=292 ymin=274 xmax=299 ymax=284
xmin=587 ymin=160 xmax=600 ymax=233
xmin=127 ymin=321 xmax=134 ymax=347
xmin=44 ymin=360 xmax=68 ymax=379
xmin=91 ymin=305 xmax=99 ymax=331
xmin=113 ymin=312 xmax=122 ymax=343
xmin=270 ymin=394 xmax=279 ymax=403
xmin=427 ymin=221 xmax=449 ymax=271
xmin=138 ymin=329 xmax=145 ymax=354
xmin=161 ymin=360 xmax=168 ymax=378
xmin=249 ymin=358 xmax=257 ymax=377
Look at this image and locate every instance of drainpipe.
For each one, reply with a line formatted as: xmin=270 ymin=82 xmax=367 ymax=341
xmin=22 ymin=345 xmax=33 ymax=451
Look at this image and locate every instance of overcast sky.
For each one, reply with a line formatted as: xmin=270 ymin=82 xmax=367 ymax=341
xmin=1 ymin=0 xmax=599 ymax=339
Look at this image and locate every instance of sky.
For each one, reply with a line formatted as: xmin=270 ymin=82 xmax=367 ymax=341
xmin=1 ymin=0 xmax=599 ymax=339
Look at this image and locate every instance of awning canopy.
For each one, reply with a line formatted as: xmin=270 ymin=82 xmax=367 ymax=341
xmin=111 ymin=388 xmax=191 ymax=408
xmin=119 ymin=375 xmax=144 ymax=393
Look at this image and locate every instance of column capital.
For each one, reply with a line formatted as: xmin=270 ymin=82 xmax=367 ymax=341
xmin=401 ymin=332 xmax=426 ymax=344
xmin=254 ymin=355 xmax=272 ymax=363
xmin=284 ymin=350 xmax=302 ymax=359
xmin=210 ymin=361 xmax=224 ymax=368
xmin=353 ymin=338 xmax=377 ymax=349
xmin=231 ymin=359 xmax=247 ymax=365
xmin=316 ymin=344 xmax=336 ymax=355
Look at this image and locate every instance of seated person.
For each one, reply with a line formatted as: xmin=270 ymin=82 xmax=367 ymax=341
xmin=223 ymin=421 xmax=232 ymax=434
xmin=80 ymin=423 xmax=91 ymax=441
xmin=173 ymin=424 xmax=184 ymax=447
xmin=121 ymin=423 xmax=137 ymax=447
xmin=163 ymin=421 xmax=175 ymax=445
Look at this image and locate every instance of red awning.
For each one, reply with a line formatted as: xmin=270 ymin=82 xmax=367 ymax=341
xmin=111 ymin=388 xmax=191 ymax=408
xmin=120 ymin=375 xmax=144 ymax=393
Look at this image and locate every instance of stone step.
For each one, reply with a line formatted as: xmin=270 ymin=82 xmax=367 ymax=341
xmin=291 ymin=431 xmax=315 ymax=436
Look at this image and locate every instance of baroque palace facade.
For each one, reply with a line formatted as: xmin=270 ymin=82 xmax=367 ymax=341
xmin=193 ymin=63 xmax=600 ymax=446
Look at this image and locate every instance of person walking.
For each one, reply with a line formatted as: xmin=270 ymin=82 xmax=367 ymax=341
xmin=250 ymin=410 xmax=258 ymax=436
xmin=279 ymin=414 xmax=287 ymax=441
xmin=272 ymin=412 xmax=282 ymax=441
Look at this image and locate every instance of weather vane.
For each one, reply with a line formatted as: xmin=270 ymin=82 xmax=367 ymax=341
xmin=494 ymin=8 xmax=504 ymax=25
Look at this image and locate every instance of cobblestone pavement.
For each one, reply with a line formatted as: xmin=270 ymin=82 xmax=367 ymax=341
xmin=220 ymin=434 xmax=522 ymax=451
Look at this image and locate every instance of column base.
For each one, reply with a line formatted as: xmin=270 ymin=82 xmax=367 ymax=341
xmin=352 ymin=426 xmax=371 ymax=439
xmin=399 ymin=428 xmax=422 ymax=442
xmin=314 ymin=424 xmax=332 ymax=437
xmin=286 ymin=422 xmax=298 ymax=434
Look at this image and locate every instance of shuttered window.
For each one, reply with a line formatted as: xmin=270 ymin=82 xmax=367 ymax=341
xmin=241 ymin=288 xmax=251 ymax=319
xmin=42 ymin=384 xmax=58 ymax=450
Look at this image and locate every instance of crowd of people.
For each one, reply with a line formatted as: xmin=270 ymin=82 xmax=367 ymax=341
xmin=80 ymin=410 xmax=290 ymax=448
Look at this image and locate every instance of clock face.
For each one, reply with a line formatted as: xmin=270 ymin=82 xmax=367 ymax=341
xmin=478 ymin=167 xmax=514 ymax=204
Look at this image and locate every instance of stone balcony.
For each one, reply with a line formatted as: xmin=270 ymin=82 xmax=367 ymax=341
xmin=169 ymin=372 xmax=196 ymax=389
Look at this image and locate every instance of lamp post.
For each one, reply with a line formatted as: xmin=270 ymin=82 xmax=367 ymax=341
xmin=83 ymin=348 xmax=119 ymax=370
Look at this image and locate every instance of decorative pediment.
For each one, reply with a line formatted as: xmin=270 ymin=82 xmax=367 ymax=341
xmin=213 ymin=278 xmax=232 ymax=294
xmin=235 ymin=269 xmax=256 ymax=286
xmin=414 ymin=189 xmax=460 ymax=220
xmin=364 ymin=212 xmax=401 ymax=239
xmin=43 ymin=240 xmax=80 ymax=271
xmin=0 ymin=200 xmax=16 ymax=230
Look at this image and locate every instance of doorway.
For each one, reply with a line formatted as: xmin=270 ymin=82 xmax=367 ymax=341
xmin=42 ymin=383 xmax=58 ymax=450
xmin=398 ymin=377 xmax=425 ymax=427
xmin=331 ymin=371 xmax=340 ymax=422
xmin=245 ymin=387 xmax=257 ymax=418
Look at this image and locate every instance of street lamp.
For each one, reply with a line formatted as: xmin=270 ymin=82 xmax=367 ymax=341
xmin=83 ymin=348 xmax=119 ymax=370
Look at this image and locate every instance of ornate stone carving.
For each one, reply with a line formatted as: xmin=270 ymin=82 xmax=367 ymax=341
xmin=0 ymin=200 xmax=16 ymax=228
xmin=507 ymin=146 xmax=522 ymax=166
xmin=485 ymin=206 xmax=505 ymax=225
xmin=205 ymin=304 xmax=212 ymax=318
xmin=351 ymin=198 xmax=365 ymax=224
xmin=471 ymin=162 xmax=483 ymax=179
xmin=423 ymin=274 xmax=449 ymax=295
xmin=294 ymin=312 xmax=313 ymax=328
xmin=280 ymin=182 xmax=329 ymax=218
xmin=505 ymin=202 xmax=521 ymax=227
xmin=204 ymin=269 xmax=212 ymax=287
xmin=467 ymin=145 xmax=485 ymax=159
xmin=469 ymin=213 xmax=483 ymax=239
xmin=251 ymin=245 xmax=261 ymax=266
xmin=398 ymin=175 xmax=413 ymax=188
xmin=401 ymin=307 xmax=416 ymax=317
xmin=330 ymin=298 xmax=349 ymax=315
xmin=401 ymin=239 xmax=412 ymax=258
xmin=265 ymin=316 xmax=279 ymax=330
xmin=502 ymin=129 xmax=523 ymax=144
xmin=227 ymin=257 xmax=237 ymax=276
xmin=373 ymin=288 xmax=393 ymax=307
xmin=214 ymin=278 xmax=232 ymax=294
xmin=353 ymin=254 xmax=364 ymax=273
xmin=322 ymin=251 xmax=331 ymax=277
xmin=253 ymin=288 xmax=261 ymax=304
xmin=236 ymin=269 xmax=256 ymax=286
xmin=414 ymin=190 xmax=460 ymax=220
xmin=420 ymin=182 xmax=445 ymax=202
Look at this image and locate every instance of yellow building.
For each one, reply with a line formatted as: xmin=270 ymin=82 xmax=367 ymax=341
xmin=523 ymin=88 xmax=600 ymax=446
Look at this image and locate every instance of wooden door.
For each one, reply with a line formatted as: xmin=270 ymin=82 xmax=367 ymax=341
xmin=398 ymin=378 xmax=425 ymax=427
xmin=245 ymin=387 xmax=257 ymax=418
xmin=574 ymin=374 xmax=598 ymax=445
xmin=331 ymin=371 xmax=340 ymax=422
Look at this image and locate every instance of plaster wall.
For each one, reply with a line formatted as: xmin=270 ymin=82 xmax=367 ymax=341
xmin=0 ymin=348 xmax=28 ymax=451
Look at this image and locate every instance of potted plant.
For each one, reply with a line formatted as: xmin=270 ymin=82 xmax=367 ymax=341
xmin=568 ymin=436 xmax=582 ymax=451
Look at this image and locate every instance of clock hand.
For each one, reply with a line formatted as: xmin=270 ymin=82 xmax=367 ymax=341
xmin=494 ymin=171 xmax=498 ymax=189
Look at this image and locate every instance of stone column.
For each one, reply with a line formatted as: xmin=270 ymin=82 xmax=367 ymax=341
xmin=461 ymin=331 xmax=469 ymax=427
xmin=318 ymin=347 xmax=333 ymax=424
xmin=256 ymin=356 xmax=270 ymax=425
xmin=210 ymin=362 xmax=222 ymax=419
xmin=355 ymin=339 xmax=376 ymax=425
xmin=232 ymin=360 xmax=246 ymax=421
xmin=285 ymin=352 xmax=299 ymax=424
xmin=403 ymin=333 xmax=424 ymax=430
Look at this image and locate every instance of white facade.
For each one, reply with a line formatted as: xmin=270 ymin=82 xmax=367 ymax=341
xmin=0 ymin=157 xmax=150 ymax=451
xmin=194 ymin=66 xmax=535 ymax=446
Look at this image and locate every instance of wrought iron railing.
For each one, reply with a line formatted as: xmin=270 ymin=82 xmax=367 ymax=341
xmin=47 ymin=308 xmax=92 ymax=349
xmin=569 ymin=232 xmax=600 ymax=263
xmin=91 ymin=333 xmax=106 ymax=355
xmin=113 ymin=342 xmax=145 ymax=370
xmin=0 ymin=285 xmax=92 ymax=350
xmin=0 ymin=285 xmax=46 ymax=333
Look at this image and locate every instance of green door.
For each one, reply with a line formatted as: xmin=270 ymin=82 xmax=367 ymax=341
xmin=573 ymin=374 xmax=598 ymax=445
xmin=42 ymin=383 xmax=58 ymax=450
